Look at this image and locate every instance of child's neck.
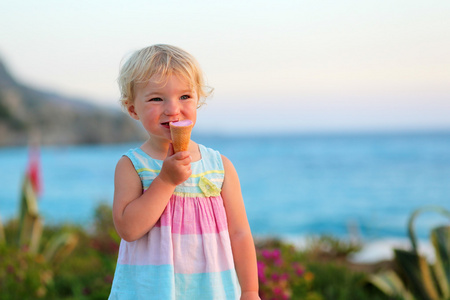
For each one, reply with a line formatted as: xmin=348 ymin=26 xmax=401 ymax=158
xmin=141 ymin=138 xmax=171 ymax=160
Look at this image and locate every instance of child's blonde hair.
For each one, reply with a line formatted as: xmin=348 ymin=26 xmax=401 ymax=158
xmin=118 ymin=44 xmax=212 ymax=108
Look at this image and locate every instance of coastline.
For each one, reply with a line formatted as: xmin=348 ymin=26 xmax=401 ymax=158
xmin=255 ymin=234 xmax=435 ymax=264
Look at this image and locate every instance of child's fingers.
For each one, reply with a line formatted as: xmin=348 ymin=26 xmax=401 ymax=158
xmin=180 ymin=157 xmax=192 ymax=167
xmin=166 ymin=143 xmax=175 ymax=157
xmin=174 ymin=151 xmax=192 ymax=162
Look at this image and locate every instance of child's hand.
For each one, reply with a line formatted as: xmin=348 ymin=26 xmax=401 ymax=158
xmin=158 ymin=143 xmax=192 ymax=186
xmin=240 ymin=291 xmax=261 ymax=300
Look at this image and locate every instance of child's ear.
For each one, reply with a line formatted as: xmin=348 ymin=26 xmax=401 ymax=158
xmin=126 ymin=102 xmax=140 ymax=120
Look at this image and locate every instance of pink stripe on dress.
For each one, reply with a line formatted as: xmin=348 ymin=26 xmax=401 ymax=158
xmin=172 ymin=231 xmax=235 ymax=274
xmin=154 ymin=195 xmax=229 ymax=235
xmin=117 ymin=227 xmax=235 ymax=274
xmin=117 ymin=226 xmax=173 ymax=266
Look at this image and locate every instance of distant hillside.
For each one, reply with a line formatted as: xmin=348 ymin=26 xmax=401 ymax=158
xmin=0 ymin=57 xmax=146 ymax=146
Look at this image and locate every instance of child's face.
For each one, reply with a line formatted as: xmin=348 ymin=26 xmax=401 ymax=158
xmin=128 ymin=73 xmax=198 ymax=144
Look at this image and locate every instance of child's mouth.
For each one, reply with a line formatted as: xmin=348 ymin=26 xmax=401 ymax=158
xmin=161 ymin=120 xmax=178 ymax=128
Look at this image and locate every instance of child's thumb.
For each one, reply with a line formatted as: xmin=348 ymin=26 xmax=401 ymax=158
xmin=167 ymin=143 xmax=175 ymax=157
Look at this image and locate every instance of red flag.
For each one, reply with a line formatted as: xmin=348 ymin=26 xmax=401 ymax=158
xmin=27 ymin=146 xmax=42 ymax=196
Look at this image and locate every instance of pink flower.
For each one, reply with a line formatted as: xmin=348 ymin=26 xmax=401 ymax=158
xmin=27 ymin=145 xmax=42 ymax=196
xmin=273 ymin=287 xmax=283 ymax=295
xmin=292 ymin=262 xmax=305 ymax=276
xmin=272 ymin=249 xmax=281 ymax=260
xmin=261 ymin=248 xmax=282 ymax=261
xmin=275 ymin=258 xmax=283 ymax=266
xmin=271 ymin=273 xmax=280 ymax=281
xmin=257 ymin=261 xmax=267 ymax=283
xmin=262 ymin=249 xmax=272 ymax=259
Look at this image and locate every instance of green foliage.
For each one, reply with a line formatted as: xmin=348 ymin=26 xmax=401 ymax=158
xmin=0 ymin=168 xmax=115 ymax=298
xmin=307 ymin=261 xmax=394 ymax=300
xmin=0 ymin=214 xmax=5 ymax=245
xmin=49 ymin=203 xmax=118 ymax=299
xmin=432 ymin=226 xmax=450 ymax=298
xmin=91 ymin=203 xmax=120 ymax=255
xmin=18 ymin=176 xmax=43 ymax=253
xmin=0 ymin=171 xmax=81 ymax=298
xmin=0 ymin=245 xmax=53 ymax=299
xmin=368 ymin=271 xmax=414 ymax=300
xmin=256 ymin=242 xmax=322 ymax=299
xmin=369 ymin=206 xmax=450 ymax=300
xmin=8 ymin=178 xmax=444 ymax=299
xmin=305 ymin=234 xmax=363 ymax=259
xmin=5 ymin=201 xmax=393 ymax=300
xmin=256 ymin=238 xmax=388 ymax=300
xmin=0 ymin=152 xmax=119 ymax=299
xmin=1 ymin=204 xmax=118 ymax=299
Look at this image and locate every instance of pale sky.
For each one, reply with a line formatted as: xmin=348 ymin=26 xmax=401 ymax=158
xmin=1 ymin=0 xmax=449 ymax=134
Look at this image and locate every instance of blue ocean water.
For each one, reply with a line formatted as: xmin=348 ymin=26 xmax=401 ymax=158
xmin=1 ymin=132 xmax=449 ymax=241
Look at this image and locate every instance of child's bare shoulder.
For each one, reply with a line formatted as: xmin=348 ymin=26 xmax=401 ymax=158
xmin=114 ymin=155 xmax=139 ymax=184
xmin=221 ymin=154 xmax=235 ymax=170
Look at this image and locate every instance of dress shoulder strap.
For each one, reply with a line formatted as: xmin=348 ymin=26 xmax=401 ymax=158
xmin=123 ymin=148 xmax=162 ymax=173
xmin=198 ymin=144 xmax=224 ymax=172
xmin=123 ymin=148 xmax=162 ymax=192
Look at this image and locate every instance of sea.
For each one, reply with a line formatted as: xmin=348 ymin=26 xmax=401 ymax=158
xmin=1 ymin=131 xmax=449 ymax=262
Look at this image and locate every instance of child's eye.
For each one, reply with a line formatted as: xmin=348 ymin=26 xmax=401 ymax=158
xmin=148 ymin=97 xmax=163 ymax=102
xmin=180 ymin=95 xmax=190 ymax=100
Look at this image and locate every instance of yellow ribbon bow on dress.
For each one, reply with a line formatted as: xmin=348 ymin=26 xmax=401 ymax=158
xmin=198 ymin=176 xmax=221 ymax=197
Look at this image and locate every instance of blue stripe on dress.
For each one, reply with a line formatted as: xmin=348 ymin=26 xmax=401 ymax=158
xmin=109 ymin=264 xmax=240 ymax=300
xmin=175 ymin=269 xmax=240 ymax=299
xmin=109 ymin=264 xmax=175 ymax=300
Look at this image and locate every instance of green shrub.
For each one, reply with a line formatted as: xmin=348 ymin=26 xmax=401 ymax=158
xmin=0 ymin=245 xmax=53 ymax=299
xmin=256 ymin=237 xmax=395 ymax=300
xmin=1 ymin=204 xmax=118 ymax=299
xmin=2 ymin=202 xmax=414 ymax=299
xmin=307 ymin=262 xmax=395 ymax=300
xmin=256 ymin=241 xmax=323 ymax=300
xmin=49 ymin=203 xmax=118 ymax=299
xmin=368 ymin=206 xmax=450 ymax=300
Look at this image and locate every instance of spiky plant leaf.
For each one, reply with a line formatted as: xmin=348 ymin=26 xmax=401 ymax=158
xmin=408 ymin=206 xmax=450 ymax=254
xmin=18 ymin=177 xmax=42 ymax=250
xmin=431 ymin=226 xmax=450 ymax=298
xmin=394 ymin=249 xmax=440 ymax=300
xmin=368 ymin=270 xmax=415 ymax=300
xmin=43 ymin=232 xmax=79 ymax=265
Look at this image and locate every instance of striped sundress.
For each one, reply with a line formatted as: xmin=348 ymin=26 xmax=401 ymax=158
xmin=109 ymin=144 xmax=241 ymax=300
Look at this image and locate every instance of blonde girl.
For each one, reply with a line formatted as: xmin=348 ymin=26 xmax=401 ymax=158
xmin=109 ymin=44 xmax=260 ymax=300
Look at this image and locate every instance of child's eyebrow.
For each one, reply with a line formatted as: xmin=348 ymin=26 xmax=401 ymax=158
xmin=143 ymin=92 xmax=159 ymax=97
xmin=179 ymin=89 xmax=193 ymax=94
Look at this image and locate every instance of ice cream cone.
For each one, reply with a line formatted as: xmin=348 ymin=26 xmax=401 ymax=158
xmin=170 ymin=120 xmax=194 ymax=153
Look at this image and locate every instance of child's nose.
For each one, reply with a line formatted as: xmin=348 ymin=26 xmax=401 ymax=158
xmin=164 ymin=99 xmax=180 ymax=115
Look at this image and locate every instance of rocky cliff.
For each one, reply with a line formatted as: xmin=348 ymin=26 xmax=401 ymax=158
xmin=0 ymin=58 xmax=146 ymax=146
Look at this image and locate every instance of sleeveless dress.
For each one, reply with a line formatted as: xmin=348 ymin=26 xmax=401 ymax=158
xmin=109 ymin=144 xmax=240 ymax=300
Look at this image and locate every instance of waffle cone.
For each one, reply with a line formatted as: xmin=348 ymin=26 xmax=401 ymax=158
xmin=170 ymin=121 xmax=194 ymax=153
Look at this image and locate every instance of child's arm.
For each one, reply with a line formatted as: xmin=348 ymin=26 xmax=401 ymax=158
xmin=221 ymin=155 xmax=260 ymax=300
xmin=112 ymin=145 xmax=191 ymax=242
